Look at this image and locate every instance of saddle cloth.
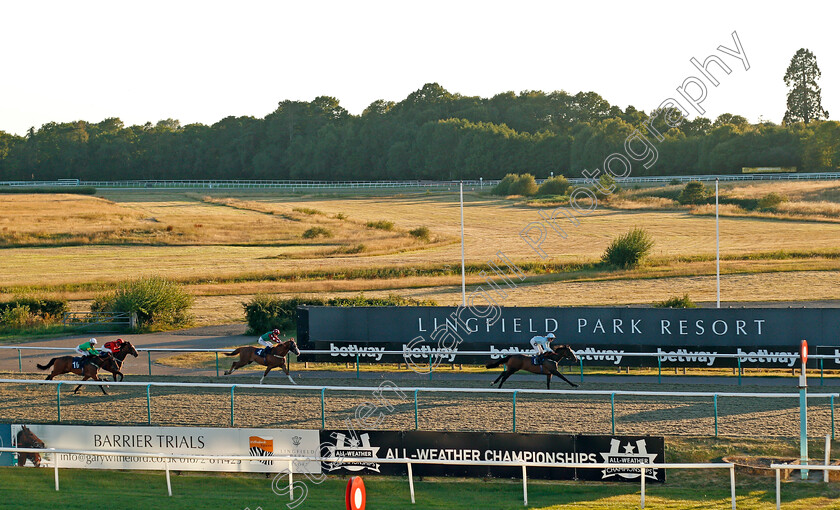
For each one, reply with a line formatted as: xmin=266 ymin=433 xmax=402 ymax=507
xmin=255 ymin=348 xmax=266 ymax=358
xmin=530 ymin=356 xmax=542 ymax=366
xmin=72 ymin=357 xmax=83 ymax=369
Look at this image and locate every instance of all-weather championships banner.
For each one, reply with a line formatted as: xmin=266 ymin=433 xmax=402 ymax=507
xmin=297 ymin=306 xmax=840 ymax=367
xmin=10 ymin=425 xmax=320 ymax=473
xmin=319 ymin=430 xmax=665 ymax=482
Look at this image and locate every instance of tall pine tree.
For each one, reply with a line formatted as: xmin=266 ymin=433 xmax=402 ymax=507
xmin=783 ymin=48 xmax=829 ymax=124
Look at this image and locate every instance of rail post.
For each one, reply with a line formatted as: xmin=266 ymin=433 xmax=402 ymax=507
xmin=820 ymin=358 xmax=824 ymax=386
xmin=321 ymin=388 xmax=326 ymax=429
xmin=831 ymin=395 xmax=835 ymax=441
xmin=165 ymin=460 xmax=172 ymax=496
xmin=737 ymin=357 xmax=742 ymax=386
xmin=407 ymin=462 xmax=415 ymax=503
xmin=714 ymin=394 xmax=719 ymax=437
xmin=230 ymin=386 xmax=235 ymax=427
xmin=522 ymin=465 xmax=528 ymax=506
xmin=657 ymin=355 xmax=661 ymax=384
xmin=56 ymin=382 xmax=62 ymax=422
xmin=17 ymin=349 xmax=22 ymax=372
xmin=147 ymin=351 xmax=152 ymax=375
xmin=611 ymin=393 xmax=616 ymax=435
xmin=54 ymin=451 xmax=59 ymax=491
xmin=729 ymin=464 xmax=736 ymax=510
xmin=579 ymin=356 xmax=584 ymax=382
xmin=355 ymin=354 xmax=360 ymax=380
xmin=429 ymin=356 xmax=433 ymax=382
xmin=215 ymin=352 xmax=220 ymax=377
xmin=146 ymin=384 xmax=152 ymax=425
xmin=640 ymin=465 xmax=646 ymax=508
xmin=414 ymin=389 xmax=419 ymax=430
xmin=512 ymin=391 xmax=517 ymax=432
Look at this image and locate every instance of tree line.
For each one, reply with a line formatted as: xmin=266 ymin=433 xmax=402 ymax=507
xmin=1 ymin=83 xmax=838 ymax=182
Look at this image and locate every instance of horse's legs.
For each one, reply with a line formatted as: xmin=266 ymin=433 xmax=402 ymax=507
xmin=93 ymin=374 xmax=108 ymax=395
xmin=45 ymin=373 xmax=54 ymax=381
xmin=547 ymin=366 xmax=578 ymax=388
xmin=283 ymin=362 xmax=296 ymax=385
xmin=225 ymin=358 xmax=250 ymax=375
xmin=260 ymin=366 xmax=272 ymax=384
xmin=74 ymin=376 xmax=90 ymax=394
xmin=491 ymin=369 xmax=506 ymax=386
xmin=497 ymin=368 xmax=517 ymax=388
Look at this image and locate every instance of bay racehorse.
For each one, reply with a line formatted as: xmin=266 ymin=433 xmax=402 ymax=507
xmin=486 ymin=344 xmax=579 ymax=389
xmin=36 ymin=353 xmax=122 ymax=395
xmin=224 ymin=339 xmax=300 ymax=384
xmin=16 ymin=425 xmax=45 ymax=467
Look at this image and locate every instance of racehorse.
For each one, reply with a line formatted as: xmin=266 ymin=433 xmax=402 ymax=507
xmin=223 ymin=339 xmax=300 ymax=384
xmin=36 ymin=353 xmax=122 ymax=395
xmin=105 ymin=340 xmax=139 ymax=380
xmin=486 ymin=344 xmax=579 ymax=389
xmin=16 ymin=425 xmax=45 ymax=467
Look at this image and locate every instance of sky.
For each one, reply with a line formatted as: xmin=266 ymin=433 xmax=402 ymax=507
xmin=0 ymin=0 xmax=836 ymax=136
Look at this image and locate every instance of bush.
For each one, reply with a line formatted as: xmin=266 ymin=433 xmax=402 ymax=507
xmin=654 ymin=294 xmax=697 ymax=308
xmin=94 ymin=276 xmax=193 ymax=327
xmin=332 ymin=244 xmax=365 ymax=254
xmin=678 ymin=181 xmax=710 ymax=205
xmin=302 ymin=227 xmax=332 ymax=239
xmin=602 ymin=228 xmax=654 ymax=268
xmin=293 ymin=207 xmax=323 ymax=215
xmin=492 ymin=174 xmax=518 ymax=196
xmin=536 ymin=176 xmax=571 ymax=196
xmin=243 ymin=293 xmax=437 ymax=334
xmin=366 ymin=220 xmax=394 ymax=231
xmin=509 ymin=174 xmax=538 ymax=196
xmin=0 ymin=304 xmax=36 ymax=327
xmin=0 ymin=298 xmax=68 ymax=319
xmin=757 ymin=192 xmax=788 ymax=210
xmin=595 ymin=174 xmax=621 ymax=198
xmin=409 ymin=226 xmax=431 ymax=241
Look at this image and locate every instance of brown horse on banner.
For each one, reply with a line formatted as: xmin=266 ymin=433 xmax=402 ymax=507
xmin=16 ymin=425 xmax=45 ymax=467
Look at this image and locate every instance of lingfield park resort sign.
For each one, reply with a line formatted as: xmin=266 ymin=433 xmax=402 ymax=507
xmin=297 ymin=307 xmax=840 ymax=368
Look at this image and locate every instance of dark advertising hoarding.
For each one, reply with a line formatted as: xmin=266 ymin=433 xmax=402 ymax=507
xmin=298 ymin=306 xmax=840 ymax=367
xmin=319 ymin=429 xmax=665 ymax=482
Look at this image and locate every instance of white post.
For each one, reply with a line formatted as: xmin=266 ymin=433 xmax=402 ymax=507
xmin=522 ymin=464 xmax=528 ymax=506
xmin=730 ymin=464 xmax=736 ymax=510
xmin=460 ymin=181 xmax=466 ymax=306
xmin=825 ymin=434 xmax=831 ymax=483
xmin=407 ymin=462 xmax=415 ymax=504
xmin=640 ymin=466 xmax=646 ymax=509
xmin=716 ymin=178 xmax=720 ymax=308
xmin=775 ymin=468 xmax=781 ymax=510
xmin=53 ymin=451 xmax=59 ymax=491
xmin=289 ymin=464 xmax=294 ymax=501
xmin=165 ymin=460 xmax=172 ymax=496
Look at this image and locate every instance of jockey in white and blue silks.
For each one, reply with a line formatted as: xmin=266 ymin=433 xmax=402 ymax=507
xmin=530 ymin=333 xmax=555 ymax=363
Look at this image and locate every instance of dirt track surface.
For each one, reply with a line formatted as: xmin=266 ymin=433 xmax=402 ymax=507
xmin=1 ymin=371 xmax=836 ymax=439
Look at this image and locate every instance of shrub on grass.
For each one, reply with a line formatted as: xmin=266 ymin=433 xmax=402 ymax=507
xmin=0 ymin=298 xmax=68 ymax=318
xmin=492 ymin=174 xmax=518 ymax=196
xmin=409 ymin=226 xmax=431 ymax=241
xmin=509 ymin=173 xmax=538 ymax=196
xmin=366 ymin=220 xmax=394 ymax=230
xmin=0 ymin=305 xmax=36 ymax=327
xmin=93 ymin=276 xmax=193 ymax=327
xmin=757 ymin=192 xmax=788 ymax=210
xmin=654 ymin=294 xmax=697 ymax=308
xmin=678 ymin=181 xmax=710 ymax=204
xmin=602 ymin=228 xmax=654 ymax=268
xmin=536 ymin=176 xmax=571 ymax=196
xmin=302 ymin=227 xmax=332 ymax=239
xmin=293 ymin=207 xmax=323 ymax=215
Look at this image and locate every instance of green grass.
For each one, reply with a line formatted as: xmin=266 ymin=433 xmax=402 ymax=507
xmin=2 ymin=463 xmax=839 ymax=509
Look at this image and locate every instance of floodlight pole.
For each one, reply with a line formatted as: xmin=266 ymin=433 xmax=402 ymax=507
xmin=460 ymin=181 xmax=466 ymax=306
xmin=715 ymin=178 xmax=720 ymax=308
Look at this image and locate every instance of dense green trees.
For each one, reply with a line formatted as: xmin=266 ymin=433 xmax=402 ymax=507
xmin=0 ymin=83 xmax=835 ymax=182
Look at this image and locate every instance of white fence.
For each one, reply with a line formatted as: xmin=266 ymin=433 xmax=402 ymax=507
xmin=0 ymin=446 xmax=736 ymax=508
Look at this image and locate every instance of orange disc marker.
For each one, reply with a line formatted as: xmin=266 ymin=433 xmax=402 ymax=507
xmin=345 ymin=476 xmax=366 ymax=510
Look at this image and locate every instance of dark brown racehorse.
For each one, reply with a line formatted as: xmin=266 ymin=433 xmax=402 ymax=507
xmin=105 ymin=341 xmax=139 ymax=380
xmin=36 ymin=352 xmax=122 ymax=395
xmin=16 ymin=425 xmax=45 ymax=467
xmin=224 ymin=339 xmax=300 ymax=384
xmin=486 ymin=344 xmax=579 ymax=389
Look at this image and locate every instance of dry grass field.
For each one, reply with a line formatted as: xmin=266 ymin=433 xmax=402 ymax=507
xmin=2 ymin=181 xmax=840 ymax=324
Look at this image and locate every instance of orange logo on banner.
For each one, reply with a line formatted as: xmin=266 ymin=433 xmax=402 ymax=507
xmin=345 ymin=476 xmax=366 ymax=510
xmin=249 ymin=436 xmax=273 ymax=453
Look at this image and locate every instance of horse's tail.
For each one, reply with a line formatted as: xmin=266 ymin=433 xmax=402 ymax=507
xmin=36 ymin=358 xmax=56 ymax=370
xmin=224 ymin=347 xmax=243 ymax=357
xmin=485 ymin=356 xmax=509 ymax=369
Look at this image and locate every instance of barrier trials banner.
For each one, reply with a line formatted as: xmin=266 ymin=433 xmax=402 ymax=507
xmin=319 ymin=429 xmax=665 ymax=482
xmin=10 ymin=425 xmax=320 ymax=473
xmin=298 ymin=306 xmax=840 ymax=367
xmin=0 ymin=424 xmax=12 ymax=466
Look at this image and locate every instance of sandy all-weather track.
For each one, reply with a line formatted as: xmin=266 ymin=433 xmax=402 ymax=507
xmin=0 ymin=372 xmax=835 ymax=439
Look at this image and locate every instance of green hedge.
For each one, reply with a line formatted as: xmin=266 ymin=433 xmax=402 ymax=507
xmin=0 ymin=298 xmax=68 ymax=318
xmin=243 ymin=293 xmax=437 ymax=335
xmin=0 ymin=186 xmax=96 ymax=195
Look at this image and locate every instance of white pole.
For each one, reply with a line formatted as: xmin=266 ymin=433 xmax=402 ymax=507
xmin=716 ymin=178 xmax=720 ymax=308
xmin=775 ymin=468 xmax=781 ymax=510
xmin=640 ymin=466 xmax=646 ymax=508
xmin=408 ymin=462 xmax=415 ymax=504
xmin=825 ymin=434 xmax=831 ymax=483
xmin=460 ymin=181 xmax=466 ymax=306
xmin=522 ymin=465 xmax=528 ymax=506
xmin=165 ymin=460 xmax=172 ymax=496
xmin=730 ymin=464 xmax=736 ymax=510
xmin=54 ymin=452 xmax=60 ymax=491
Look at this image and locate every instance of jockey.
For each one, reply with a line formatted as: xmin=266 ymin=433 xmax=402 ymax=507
xmin=75 ymin=338 xmax=100 ymax=366
xmin=257 ymin=329 xmax=281 ymax=357
xmin=529 ymin=333 xmax=556 ymax=363
xmin=101 ymin=338 xmax=125 ymax=355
